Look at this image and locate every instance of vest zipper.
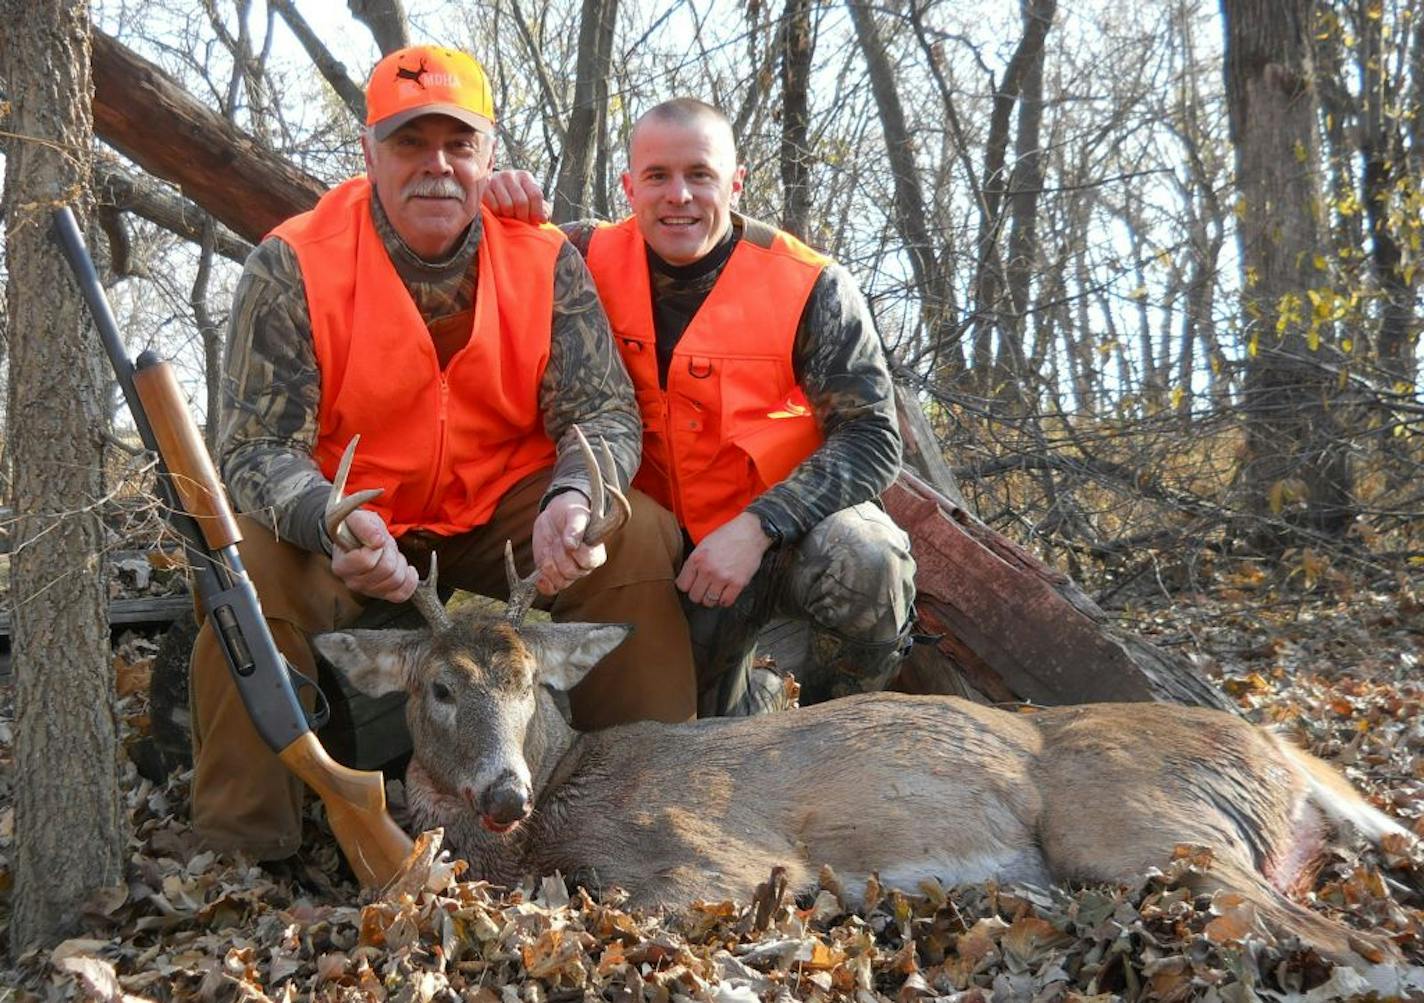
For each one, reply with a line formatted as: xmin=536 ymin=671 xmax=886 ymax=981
xmin=420 ymin=376 xmax=451 ymax=518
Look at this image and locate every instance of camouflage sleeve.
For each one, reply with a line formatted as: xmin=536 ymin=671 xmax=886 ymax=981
xmin=744 ymin=263 xmax=903 ymax=545
xmin=219 ymin=236 xmax=332 ymax=554
xmin=558 ymin=220 xmax=597 ymax=259
xmin=540 ymin=239 xmax=642 ymax=506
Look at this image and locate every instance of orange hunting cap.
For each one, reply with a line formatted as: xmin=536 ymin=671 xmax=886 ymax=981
xmin=365 ymin=45 xmax=495 ymax=141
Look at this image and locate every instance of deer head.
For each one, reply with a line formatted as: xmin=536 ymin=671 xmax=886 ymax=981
xmin=314 ymin=611 xmax=630 ymax=831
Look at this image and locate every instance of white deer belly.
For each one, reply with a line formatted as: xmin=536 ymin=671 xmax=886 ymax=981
xmin=836 ymin=847 xmax=1053 ymax=902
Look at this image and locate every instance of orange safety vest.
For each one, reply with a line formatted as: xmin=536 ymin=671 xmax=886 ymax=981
xmin=586 ymin=216 xmax=828 ymax=542
xmin=271 ymin=177 xmax=562 ymax=537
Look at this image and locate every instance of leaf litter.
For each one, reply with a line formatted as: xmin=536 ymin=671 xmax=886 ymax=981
xmin=3 ymin=581 xmax=1424 ymax=1001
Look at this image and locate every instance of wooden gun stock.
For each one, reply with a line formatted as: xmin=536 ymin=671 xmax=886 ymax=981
xmin=131 ymin=361 xmax=242 ymax=550
xmin=278 ymin=733 xmax=413 ymax=889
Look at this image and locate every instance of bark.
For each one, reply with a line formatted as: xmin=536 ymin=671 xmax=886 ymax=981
xmin=1 ymin=1 xmax=125 ymax=956
xmin=778 ymin=0 xmax=814 ymax=240
xmin=552 ymin=0 xmax=619 ymax=223
xmin=884 ymin=471 xmax=1234 ymax=712
xmin=91 ymin=28 xmax=325 ymax=244
xmin=1222 ymin=0 xmax=1355 ymax=545
xmin=348 ymin=0 xmax=409 ymax=55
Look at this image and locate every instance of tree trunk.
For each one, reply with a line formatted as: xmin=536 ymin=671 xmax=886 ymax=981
xmin=778 ymin=0 xmax=814 ymax=241
xmin=348 ymin=0 xmax=409 ymax=55
xmin=1222 ymin=0 xmax=1355 ymax=546
xmin=849 ymin=1 xmax=959 ymax=377
xmin=1 ymin=2 xmax=125 ymax=957
xmin=997 ymin=0 xmax=1056 ymax=402
xmin=552 ymin=0 xmax=619 ymax=223
xmin=1355 ymin=3 xmax=1420 ymax=392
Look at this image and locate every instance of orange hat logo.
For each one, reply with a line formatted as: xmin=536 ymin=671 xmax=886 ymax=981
xmin=394 ymin=57 xmax=429 ymax=88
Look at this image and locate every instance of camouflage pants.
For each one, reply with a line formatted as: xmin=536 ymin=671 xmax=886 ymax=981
xmin=686 ymin=501 xmax=916 ymax=717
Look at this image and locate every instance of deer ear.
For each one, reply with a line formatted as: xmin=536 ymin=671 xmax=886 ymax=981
xmin=520 ymin=622 xmax=633 ymax=691
xmin=312 ymin=628 xmax=427 ymax=697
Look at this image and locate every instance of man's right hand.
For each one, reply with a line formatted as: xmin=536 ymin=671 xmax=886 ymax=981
xmin=330 ymin=508 xmax=418 ymax=602
xmin=482 ymin=170 xmax=551 ymax=224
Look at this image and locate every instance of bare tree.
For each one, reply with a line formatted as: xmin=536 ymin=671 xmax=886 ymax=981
xmin=779 ymin=0 xmax=814 ymax=239
xmin=2 ymin=1 xmax=125 ymax=955
xmin=1222 ymin=0 xmax=1355 ymax=544
xmin=552 ymin=0 xmax=619 ymax=222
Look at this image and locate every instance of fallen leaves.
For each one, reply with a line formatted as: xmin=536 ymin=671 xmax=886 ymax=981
xmin=4 ymin=588 xmax=1424 ymax=1001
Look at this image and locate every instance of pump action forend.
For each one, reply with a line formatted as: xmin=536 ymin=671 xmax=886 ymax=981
xmin=52 ymin=206 xmax=413 ymax=889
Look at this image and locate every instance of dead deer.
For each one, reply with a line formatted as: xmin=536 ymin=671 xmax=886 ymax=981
xmin=314 ymin=437 xmax=1411 ymax=970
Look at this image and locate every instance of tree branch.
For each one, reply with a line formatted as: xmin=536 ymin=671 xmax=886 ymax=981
xmin=271 ymin=0 xmax=366 ymax=122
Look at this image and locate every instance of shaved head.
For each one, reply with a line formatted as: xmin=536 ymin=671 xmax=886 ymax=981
xmin=629 ymin=99 xmax=737 ymax=162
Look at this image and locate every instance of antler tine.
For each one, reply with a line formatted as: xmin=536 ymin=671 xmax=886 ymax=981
xmin=325 ymin=436 xmax=384 ymax=550
xmin=503 ymin=540 xmax=542 ymax=627
xmin=572 ymin=424 xmax=631 ymax=545
xmin=411 ymin=552 xmax=453 ymax=634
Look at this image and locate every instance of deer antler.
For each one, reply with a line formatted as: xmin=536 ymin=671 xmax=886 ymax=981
xmin=325 ymin=435 xmax=384 ymax=551
xmin=413 ymin=552 xmax=453 ymax=634
xmin=326 ymin=436 xmax=450 ymax=633
xmin=504 ymin=541 xmax=542 ymax=627
xmin=573 ymin=424 xmax=630 ymax=545
xmin=502 ymin=423 xmax=630 ymax=627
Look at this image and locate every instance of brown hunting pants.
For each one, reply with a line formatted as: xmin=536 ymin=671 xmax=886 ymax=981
xmin=189 ymin=470 xmax=695 ymax=859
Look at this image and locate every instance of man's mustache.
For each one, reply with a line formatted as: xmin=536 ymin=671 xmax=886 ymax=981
xmin=402 ymin=176 xmax=467 ymax=200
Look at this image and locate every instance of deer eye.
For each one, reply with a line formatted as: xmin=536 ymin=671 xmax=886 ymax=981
xmin=430 ymin=681 xmax=454 ymax=704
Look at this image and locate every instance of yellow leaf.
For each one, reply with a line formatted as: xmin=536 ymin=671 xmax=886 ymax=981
xmin=1313 ymin=254 xmax=1328 ymax=270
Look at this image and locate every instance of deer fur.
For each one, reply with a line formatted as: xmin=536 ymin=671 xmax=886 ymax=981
xmin=314 ymin=610 xmax=1410 ymax=969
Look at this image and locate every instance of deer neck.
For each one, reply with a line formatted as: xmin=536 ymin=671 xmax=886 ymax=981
xmin=525 ymin=685 xmax=579 ymax=799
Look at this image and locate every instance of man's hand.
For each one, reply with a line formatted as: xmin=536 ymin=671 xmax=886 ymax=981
xmin=532 ymin=491 xmax=606 ymax=595
xmin=482 ymin=170 xmax=551 ymax=224
xmin=331 ymin=507 xmax=419 ymax=602
xmin=676 ymin=511 xmax=774 ymax=608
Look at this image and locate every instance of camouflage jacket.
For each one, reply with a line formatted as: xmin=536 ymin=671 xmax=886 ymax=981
xmin=564 ymin=215 xmax=901 ymax=546
xmin=220 ymin=189 xmax=639 ymax=554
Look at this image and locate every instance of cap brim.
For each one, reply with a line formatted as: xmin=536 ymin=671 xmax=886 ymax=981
xmin=371 ymin=105 xmax=493 ymax=141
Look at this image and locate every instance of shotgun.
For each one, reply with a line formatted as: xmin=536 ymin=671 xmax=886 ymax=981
xmin=52 ymin=206 xmax=413 ymax=889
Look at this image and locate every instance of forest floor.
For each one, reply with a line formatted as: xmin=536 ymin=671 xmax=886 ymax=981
xmin=1 ymin=562 xmax=1424 ymax=1002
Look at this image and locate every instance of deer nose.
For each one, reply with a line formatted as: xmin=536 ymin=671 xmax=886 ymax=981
xmin=479 ymin=770 xmax=532 ymax=826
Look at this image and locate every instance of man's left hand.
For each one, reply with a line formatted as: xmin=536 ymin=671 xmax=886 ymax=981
xmin=676 ymin=512 xmax=774 ymax=608
xmin=532 ymin=491 xmax=606 ymax=595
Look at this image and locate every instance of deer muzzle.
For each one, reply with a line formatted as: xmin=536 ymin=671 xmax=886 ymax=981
xmin=474 ymin=769 xmax=533 ymax=832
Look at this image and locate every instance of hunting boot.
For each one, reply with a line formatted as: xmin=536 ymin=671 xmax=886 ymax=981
xmin=797 ymin=621 xmax=914 ymax=705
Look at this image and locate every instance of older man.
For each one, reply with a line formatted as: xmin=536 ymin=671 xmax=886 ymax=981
xmin=489 ymin=99 xmax=916 ymax=716
xmin=193 ymin=46 xmax=695 ymax=861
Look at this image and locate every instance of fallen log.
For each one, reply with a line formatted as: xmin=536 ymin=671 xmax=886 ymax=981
xmin=884 ymin=469 xmax=1235 ymax=712
xmin=91 ymin=29 xmax=324 ymax=244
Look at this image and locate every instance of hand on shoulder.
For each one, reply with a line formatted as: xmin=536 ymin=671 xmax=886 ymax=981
xmin=483 ymin=170 xmax=551 ymax=224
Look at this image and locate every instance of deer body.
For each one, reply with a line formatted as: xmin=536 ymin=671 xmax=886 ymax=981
xmin=315 ymin=612 xmax=1409 ymax=968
